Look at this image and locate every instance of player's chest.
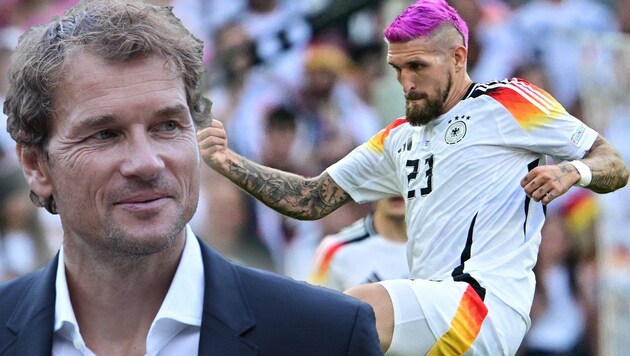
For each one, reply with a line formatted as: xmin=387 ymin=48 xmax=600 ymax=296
xmin=392 ymin=108 xmax=498 ymax=197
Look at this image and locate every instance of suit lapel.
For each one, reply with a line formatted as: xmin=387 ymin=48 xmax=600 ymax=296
xmin=1 ymin=255 xmax=58 ymax=355
xmin=197 ymin=239 xmax=258 ymax=356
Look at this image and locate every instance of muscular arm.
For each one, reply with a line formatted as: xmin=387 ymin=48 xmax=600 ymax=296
xmin=198 ymin=120 xmax=352 ymax=220
xmin=580 ymin=135 xmax=629 ymax=193
xmin=522 ymin=135 xmax=629 ymax=204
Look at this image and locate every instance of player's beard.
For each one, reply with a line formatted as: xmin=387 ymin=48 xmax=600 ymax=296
xmin=406 ymin=73 xmax=452 ymax=126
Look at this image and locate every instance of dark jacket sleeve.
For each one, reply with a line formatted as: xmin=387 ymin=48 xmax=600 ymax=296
xmin=346 ymin=301 xmax=383 ymax=355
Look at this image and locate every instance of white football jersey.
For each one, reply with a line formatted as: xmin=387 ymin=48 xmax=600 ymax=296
xmin=309 ymin=214 xmax=408 ymax=292
xmin=327 ymin=78 xmax=598 ymax=327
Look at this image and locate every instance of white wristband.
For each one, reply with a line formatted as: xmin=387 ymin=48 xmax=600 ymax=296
xmin=569 ymin=160 xmax=592 ymax=187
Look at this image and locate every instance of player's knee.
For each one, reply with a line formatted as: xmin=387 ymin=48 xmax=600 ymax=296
xmin=345 ymin=283 xmax=394 ymax=352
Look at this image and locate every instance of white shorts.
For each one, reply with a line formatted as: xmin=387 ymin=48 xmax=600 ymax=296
xmin=379 ymin=279 xmax=527 ymax=356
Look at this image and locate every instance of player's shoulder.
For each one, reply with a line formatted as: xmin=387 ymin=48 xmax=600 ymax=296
xmin=313 ymin=216 xmax=375 ymax=259
xmin=323 ymin=216 xmax=375 ymax=248
xmin=366 ymin=117 xmax=411 ymax=153
xmin=467 ymin=78 xmax=564 ymax=111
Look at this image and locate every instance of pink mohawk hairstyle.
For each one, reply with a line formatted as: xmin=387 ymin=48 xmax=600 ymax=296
xmin=384 ymin=0 xmax=469 ymax=48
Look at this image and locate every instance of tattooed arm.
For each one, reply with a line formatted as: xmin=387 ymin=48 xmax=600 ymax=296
xmin=197 ymin=120 xmax=352 ymax=220
xmin=579 ymin=135 xmax=629 ymax=193
xmin=522 ymin=135 xmax=629 ymax=204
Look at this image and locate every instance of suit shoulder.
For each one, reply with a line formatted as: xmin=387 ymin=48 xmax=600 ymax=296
xmin=0 ymin=273 xmax=38 ymax=300
xmin=236 ymin=265 xmax=365 ymax=311
xmin=0 ymin=272 xmax=41 ymax=324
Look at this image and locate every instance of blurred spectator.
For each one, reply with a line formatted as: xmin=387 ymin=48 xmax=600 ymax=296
xmin=293 ymin=41 xmax=378 ymax=238
xmin=238 ymin=0 xmax=312 ymax=90
xmin=295 ymin=41 xmax=380 ymax=173
xmin=596 ymin=0 xmax=630 ymax=254
xmin=309 ymin=196 xmax=408 ymax=292
xmin=0 ymin=168 xmax=51 ymax=282
xmin=254 ymin=106 xmax=323 ymax=278
xmin=168 ymin=0 xmax=244 ymax=62
xmin=521 ymin=210 xmax=595 ymax=356
xmin=510 ymin=0 xmax=618 ymax=114
xmin=451 ymin=0 xmax=520 ymax=82
xmin=200 ymin=22 xmax=284 ymax=272
xmin=0 ymin=27 xmax=20 ymax=169
xmin=206 ymin=21 xmax=289 ymax=161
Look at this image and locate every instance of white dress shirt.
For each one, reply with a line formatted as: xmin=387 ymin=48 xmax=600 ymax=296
xmin=52 ymin=225 xmax=205 ymax=355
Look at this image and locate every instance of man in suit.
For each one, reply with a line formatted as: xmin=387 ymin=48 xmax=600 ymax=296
xmin=0 ymin=1 xmax=381 ymax=355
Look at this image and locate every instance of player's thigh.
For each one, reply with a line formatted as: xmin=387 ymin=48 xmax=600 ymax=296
xmin=379 ymin=279 xmax=527 ymax=356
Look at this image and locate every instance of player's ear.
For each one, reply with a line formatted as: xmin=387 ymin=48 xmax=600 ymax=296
xmin=17 ymin=144 xmax=54 ymax=199
xmin=453 ymin=45 xmax=467 ymax=73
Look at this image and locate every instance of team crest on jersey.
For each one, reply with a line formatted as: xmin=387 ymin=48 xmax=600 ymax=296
xmin=445 ymin=118 xmax=468 ymax=144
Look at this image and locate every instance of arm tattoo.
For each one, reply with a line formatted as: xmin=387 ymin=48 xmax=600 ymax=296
xmin=583 ymin=135 xmax=629 ymax=193
xmin=226 ymin=156 xmax=352 ymax=220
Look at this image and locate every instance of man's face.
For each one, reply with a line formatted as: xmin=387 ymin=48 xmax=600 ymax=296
xmin=376 ymin=196 xmax=406 ymax=220
xmin=387 ymin=37 xmax=453 ymax=126
xmin=42 ymin=53 xmax=199 ymax=257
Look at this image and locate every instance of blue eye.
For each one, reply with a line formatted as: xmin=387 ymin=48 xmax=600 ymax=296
xmin=92 ymin=130 xmax=115 ymax=140
xmin=159 ymin=121 xmax=178 ymax=131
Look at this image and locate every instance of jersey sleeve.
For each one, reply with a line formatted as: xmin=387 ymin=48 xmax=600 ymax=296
xmin=326 ymin=119 xmax=406 ymax=203
xmin=487 ymin=78 xmax=597 ymax=160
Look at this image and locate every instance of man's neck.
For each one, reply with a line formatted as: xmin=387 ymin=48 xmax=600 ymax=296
xmin=62 ymin=236 xmax=185 ymax=355
xmin=442 ymin=75 xmax=474 ymax=115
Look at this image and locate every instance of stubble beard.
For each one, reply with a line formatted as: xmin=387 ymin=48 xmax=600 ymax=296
xmin=104 ymin=212 xmax=186 ymax=257
xmin=406 ymin=74 xmax=452 ymax=127
xmin=103 ymin=175 xmax=198 ymax=258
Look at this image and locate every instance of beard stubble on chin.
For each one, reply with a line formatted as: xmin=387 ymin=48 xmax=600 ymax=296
xmin=406 ymin=74 xmax=452 ymax=126
xmin=103 ymin=175 xmax=197 ymax=258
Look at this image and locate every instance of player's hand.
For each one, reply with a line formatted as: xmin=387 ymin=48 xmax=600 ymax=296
xmin=197 ymin=119 xmax=229 ymax=172
xmin=521 ymin=163 xmax=580 ymax=204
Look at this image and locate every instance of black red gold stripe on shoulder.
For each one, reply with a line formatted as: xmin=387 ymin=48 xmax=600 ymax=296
xmin=309 ymin=233 xmax=370 ymax=285
xmin=367 ymin=118 xmax=408 ymax=153
xmin=471 ymin=78 xmax=567 ymax=131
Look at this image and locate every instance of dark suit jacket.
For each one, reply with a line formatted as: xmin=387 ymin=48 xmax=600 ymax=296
xmin=0 ymin=238 xmax=382 ymax=355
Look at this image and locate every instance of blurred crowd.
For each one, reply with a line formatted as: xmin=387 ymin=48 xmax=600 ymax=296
xmin=1 ymin=0 xmax=630 ymax=354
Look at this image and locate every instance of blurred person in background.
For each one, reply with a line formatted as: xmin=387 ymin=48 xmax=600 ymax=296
xmin=206 ymin=21 xmax=288 ymax=161
xmin=238 ymin=0 xmax=312 ymax=90
xmin=0 ymin=28 xmax=20 ymax=169
xmin=0 ymin=167 xmax=51 ymax=282
xmin=450 ymin=0 xmax=520 ymax=83
xmin=200 ymin=21 xmax=288 ymax=271
xmin=509 ymin=0 xmax=619 ymax=116
xmin=255 ymin=105 xmax=323 ymax=278
xmin=520 ymin=207 xmax=596 ymax=356
xmin=310 ymin=196 xmax=408 ymax=292
xmin=296 ymin=41 xmax=380 ymax=174
xmin=294 ymin=41 xmax=378 ymax=237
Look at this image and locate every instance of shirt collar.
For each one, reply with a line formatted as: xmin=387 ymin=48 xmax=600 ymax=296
xmin=53 ymin=244 xmax=81 ymax=344
xmin=54 ymin=226 xmax=205 ymax=347
xmin=151 ymin=225 xmax=204 ymax=326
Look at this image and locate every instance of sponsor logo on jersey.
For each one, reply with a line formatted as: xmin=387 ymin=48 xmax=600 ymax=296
xmin=445 ymin=119 xmax=468 ymax=144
